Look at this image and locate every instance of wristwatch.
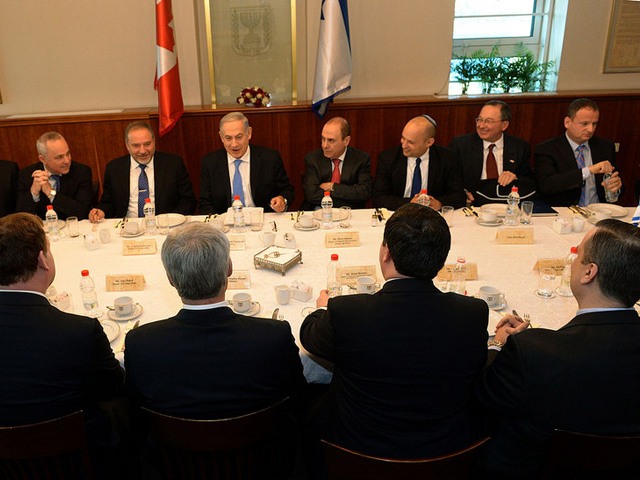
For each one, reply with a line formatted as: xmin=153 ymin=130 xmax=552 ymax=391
xmin=487 ymin=338 xmax=504 ymax=349
xmin=47 ymin=189 xmax=56 ymax=202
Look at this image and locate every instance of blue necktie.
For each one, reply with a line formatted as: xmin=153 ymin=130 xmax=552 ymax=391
xmin=410 ymin=158 xmax=422 ymax=197
xmin=51 ymin=175 xmax=61 ymax=193
xmin=575 ymin=145 xmax=587 ymax=207
xmin=138 ymin=164 xmax=148 ymax=217
xmin=233 ymin=159 xmax=245 ymax=206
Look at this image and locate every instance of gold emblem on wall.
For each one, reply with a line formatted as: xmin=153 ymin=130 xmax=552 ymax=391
xmin=231 ymin=6 xmax=272 ymax=56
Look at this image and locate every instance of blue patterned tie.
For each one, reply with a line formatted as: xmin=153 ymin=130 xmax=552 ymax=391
xmin=51 ymin=175 xmax=61 ymax=193
xmin=233 ymin=159 xmax=245 ymax=206
xmin=575 ymin=145 xmax=587 ymax=207
xmin=410 ymin=158 xmax=422 ymax=197
xmin=138 ymin=164 xmax=148 ymax=217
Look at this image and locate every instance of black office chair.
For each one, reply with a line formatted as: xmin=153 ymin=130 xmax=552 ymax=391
xmin=321 ymin=436 xmax=490 ymax=480
xmin=0 ymin=410 xmax=94 ymax=480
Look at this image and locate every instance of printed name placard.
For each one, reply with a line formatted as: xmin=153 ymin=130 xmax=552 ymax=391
xmin=495 ymin=228 xmax=534 ymax=244
xmin=437 ymin=263 xmax=479 ymax=281
xmin=122 ymin=239 xmax=157 ymax=255
xmin=534 ymin=258 xmax=566 ymax=274
xmin=228 ymin=270 xmax=251 ymax=289
xmin=106 ymin=274 xmax=146 ymax=292
xmin=325 ymin=231 xmax=360 ymax=248
xmin=228 ymin=235 xmax=246 ymax=251
xmin=340 ymin=265 xmax=377 ymax=285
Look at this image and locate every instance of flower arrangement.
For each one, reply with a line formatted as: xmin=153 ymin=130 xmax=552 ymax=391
xmin=236 ymin=86 xmax=271 ymax=107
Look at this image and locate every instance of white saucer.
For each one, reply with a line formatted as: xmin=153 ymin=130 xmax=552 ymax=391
xmin=156 ymin=213 xmax=187 ymax=228
xmin=100 ymin=319 xmax=120 ymax=343
xmin=294 ymin=221 xmax=320 ymax=231
xmin=588 ymin=203 xmax=627 ymax=218
xmin=489 ymin=302 xmax=508 ymax=311
xmin=555 ymin=287 xmax=573 ymax=297
xmin=480 ymin=204 xmax=508 ymax=217
xmin=120 ymin=230 xmax=145 ymax=238
xmin=475 ymin=217 xmax=503 ymax=227
xmin=231 ymin=301 xmax=261 ymax=317
xmin=534 ymin=290 xmax=555 ymax=299
xmin=108 ymin=303 xmax=143 ymax=322
xmin=301 ymin=306 xmax=317 ymax=317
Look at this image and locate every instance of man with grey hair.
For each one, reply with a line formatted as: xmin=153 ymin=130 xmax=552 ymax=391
xmin=199 ymin=111 xmax=295 ymax=214
xmin=16 ymin=131 xmax=93 ymax=219
xmin=124 ymin=222 xmax=306 ymax=418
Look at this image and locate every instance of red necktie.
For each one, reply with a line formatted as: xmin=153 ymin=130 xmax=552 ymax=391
xmin=486 ymin=144 xmax=498 ymax=179
xmin=331 ymin=158 xmax=341 ymax=184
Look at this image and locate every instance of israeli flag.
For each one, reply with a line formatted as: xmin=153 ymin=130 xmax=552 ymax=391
xmin=312 ymin=0 xmax=352 ymax=117
xmin=632 ymin=199 xmax=640 ymax=227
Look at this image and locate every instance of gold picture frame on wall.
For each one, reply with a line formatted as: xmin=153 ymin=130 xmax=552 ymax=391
xmin=604 ymin=0 xmax=640 ymax=73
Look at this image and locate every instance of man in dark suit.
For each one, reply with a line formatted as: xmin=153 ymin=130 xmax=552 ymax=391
xmin=125 ymin=222 xmax=306 ymax=418
xmin=0 ymin=160 xmax=19 ymax=217
xmin=0 ymin=212 xmax=124 ymax=430
xmin=16 ymin=132 xmax=93 ymax=220
xmin=451 ymin=100 xmax=535 ymax=206
xmin=301 ymin=203 xmax=488 ymax=459
xmin=199 ymin=112 xmax=294 ymax=215
xmin=302 ymin=117 xmax=372 ymax=209
xmin=373 ymin=115 xmax=466 ymax=210
xmin=478 ymin=219 xmax=640 ymax=479
xmin=535 ymin=98 xmax=622 ymax=207
xmin=89 ymin=121 xmax=196 ymax=221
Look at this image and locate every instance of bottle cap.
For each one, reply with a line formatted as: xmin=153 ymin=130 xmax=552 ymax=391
xmin=47 ymin=205 xmax=53 ymax=210
xmin=511 ymin=186 xmax=519 ymax=192
xmin=456 ymin=256 xmax=466 ymax=263
xmin=420 ymin=189 xmax=427 ymax=194
xmin=145 ymin=198 xmax=151 ymax=203
xmin=571 ymin=246 xmax=578 ymax=254
xmin=324 ymin=191 xmax=331 ymax=196
xmin=233 ymin=195 xmax=240 ymax=200
xmin=81 ymin=269 xmax=89 ymax=277
xmin=331 ymin=254 xmax=339 ymax=261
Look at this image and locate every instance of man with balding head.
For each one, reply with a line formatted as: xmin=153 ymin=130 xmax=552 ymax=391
xmin=302 ymin=117 xmax=372 ymax=210
xmin=374 ymin=115 xmax=466 ymax=211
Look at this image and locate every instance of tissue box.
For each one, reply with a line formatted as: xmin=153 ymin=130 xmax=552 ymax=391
xmin=552 ymin=218 xmax=572 ymax=234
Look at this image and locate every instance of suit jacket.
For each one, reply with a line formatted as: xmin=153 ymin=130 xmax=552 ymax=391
xmin=450 ymin=133 xmax=535 ymax=205
xmin=199 ymin=146 xmax=295 ymax=215
xmin=97 ymin=152 xmax=196 ymax=218
xmin=534 ymin=135 xmax=616 ymax=207
xmin=477 ymin=310 xmax=640 ymax=479
xmin=124 ymin=307 xmax=307 ymax=419
xmin=0 ymin=292 xmax=124 ymax=427
xmin=0 ymin=160 xmax=19 ymax=217
xmin=302 ymin=146 xmax=373 ymax=209
xmin=373 ymin=145 xmax=466 ymax=210
xmin=301 ymin=278 xmax=488 ymax=458
xmin=16 ymin=161 xmax=93 ymax=220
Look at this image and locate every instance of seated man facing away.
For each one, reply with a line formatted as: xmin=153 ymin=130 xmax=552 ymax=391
xmin=477 ymin=219 xmax=640 ymax=479
xmin=301 ymin=203 xmax=488 ymax=460
xmin=0 ymin=160 xmax=19 ymax=217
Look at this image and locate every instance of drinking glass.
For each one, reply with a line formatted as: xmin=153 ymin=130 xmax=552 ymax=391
xmin=536 ymin=268 xmax=556 ymax=298
xmin=520 ymin=201 xmax=534 ymax=225
xmin=339 ymin=206 xmax=351 ymax=228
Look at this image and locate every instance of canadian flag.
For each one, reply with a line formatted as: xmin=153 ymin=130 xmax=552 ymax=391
xmin=155 ymin=0 xmax=184 ymax=137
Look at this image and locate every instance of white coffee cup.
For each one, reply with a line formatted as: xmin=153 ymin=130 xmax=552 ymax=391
xmin=123 ymin=221 xmax=140 ymax=235
xmin=275 ymin=285 xmax=291 ymax=305
xmin=356 ymin=276 xmax=377 ymax=294
xmin=114 ymin=296 xmax=135 ymax=317
xmin=478 ymin=286 xmax=506 ymax=307
xmin=232 ymin=293 xmax=252 ymax=313
xmin=480 ymin=209 xmax=497 ymax=223
xmin=298 ymin=214 xmax=315 ymax=228
xmin=259 ymin=230 xmax=276 ymax=247
xmin=572 ymin=216 xmax=585 ymax=232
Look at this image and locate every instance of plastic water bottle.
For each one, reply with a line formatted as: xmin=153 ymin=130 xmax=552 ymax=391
xmin=504 ymin=186 xmax=520 ymax=226
xmin=558 ymin=246 xmax=578 ymax=297
xmin=449 ymin=257 xmax=467 ymax=295
xmin=143 ymin=198 xmax=157 ymax=234
xmin=321 ymin=191 xmax=333 ymax=229
xmin=45 ymin=205 xmax=60 ymax=241
xmin=417 ymin=189 xmax=431 ymax=207
xmin=232 ymin=195 xmax=245 ymax=232
xmin=603 ymin=173 xmax=619 ymax=203
xmin=79 ymin=269 xmax=100 ymax=317
xmin=327 ymin=254 xmax=342 ymax=297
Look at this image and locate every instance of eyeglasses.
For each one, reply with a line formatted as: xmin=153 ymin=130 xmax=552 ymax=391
xmin=475 ymin=117 xmax=503 ymax=125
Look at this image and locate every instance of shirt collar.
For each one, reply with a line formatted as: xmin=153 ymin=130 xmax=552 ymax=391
xmin=130 ymin=156 xmax=154 ymax=171
xmin=227 ymin=145 xmax=251 ymax=164
xmin=182 ymin=299 xmax=229 ymax=311
xmin=482 ymin=135 xmax=504 ymax=150
xmin=565 ymin=132 xmax=588 ymax=152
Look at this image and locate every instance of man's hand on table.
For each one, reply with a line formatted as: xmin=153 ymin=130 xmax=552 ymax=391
xmin=494 ymin=314 xmax=530 ymax=345
xmin=316 ymin=289 xmax=330 ymax=309
xmin=89 ymin=208 xmax=105 ymax=223
xmin=269 ymin=196 xmax=287 ymax=213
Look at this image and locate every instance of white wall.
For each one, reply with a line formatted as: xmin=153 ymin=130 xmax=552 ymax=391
xmin=0 ymin=0 xmax=638 ymax=117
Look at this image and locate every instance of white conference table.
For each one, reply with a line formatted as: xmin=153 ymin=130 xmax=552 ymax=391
xmin=47 ymin=206 xmax=637 ymax=375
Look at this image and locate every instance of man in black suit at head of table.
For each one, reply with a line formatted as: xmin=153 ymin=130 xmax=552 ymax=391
xmin=373 ymin=115 xmax=466 ymax=211
xmin=450 ymin=100 xmax=535 ymax=206
xmin=199 ymin=111 xmax=295 ymax=214
xmin=16 ymin=131 xmax=93 ymax=220
xmin=89 ymin=121 xmax=196 ymax=222
xmin=302 ymin=116 xmax=372 ymax=210
xmin=477 ymin=219 xmax=640 ymax=479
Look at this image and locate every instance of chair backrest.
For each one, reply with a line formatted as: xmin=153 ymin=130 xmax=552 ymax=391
xmin=0 ymin=410 xmax=94 ymax=480
xmin=539 ymin=429 xmax=640 ymax=479
xmin=142 ymin=397 xmax=295 ymax=480
xmin=321 ymin=437 xmax=490 ymax=480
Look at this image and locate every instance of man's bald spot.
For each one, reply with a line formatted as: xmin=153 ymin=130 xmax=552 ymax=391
xmin=407 ymin=116 xmax=436 ymax=140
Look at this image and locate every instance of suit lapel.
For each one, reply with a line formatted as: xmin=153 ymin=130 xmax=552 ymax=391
xmin=471 ymin=135 xmax=485 ymax=180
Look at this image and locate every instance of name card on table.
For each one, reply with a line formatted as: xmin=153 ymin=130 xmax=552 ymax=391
xmin=495 ymin=228 xmax=534 ymax=245
xmin=106 ymin=274 xmax=146 ymax=292
xmin=228 ymin=235 xmax=246 ymax=251
xmin=122 ymin=239 xmax=157 ymax=255
xmin=533 ymin=258 xmax=565 ymax=275
xmin=325 ymin=231 xmax=360 ymax=248
xmin=228 ymin=270 xmax=251 ymax=289
xmin=437 ymin=263 xmax=478 ymax=281
xmin=340 ymin=265 xmax=377 ymax=285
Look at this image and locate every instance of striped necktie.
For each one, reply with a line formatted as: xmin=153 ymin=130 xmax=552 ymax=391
xmin=51 ymin=175 xmax=61 ymax=193
xmin=575 ymin=145 xmax=587 ymax=207
xmin=138 ymin=164 xmax=148 ymax=217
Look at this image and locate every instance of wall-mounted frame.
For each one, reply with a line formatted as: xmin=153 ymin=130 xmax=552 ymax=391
xmin=201 ymin=0 xmax=297 ymax=107
xmin=604 ymin=0 xmax=640 ymax=73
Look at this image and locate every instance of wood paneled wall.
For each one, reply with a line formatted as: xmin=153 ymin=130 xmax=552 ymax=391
xmin=1 ymin=91 xmax=639 ymax=209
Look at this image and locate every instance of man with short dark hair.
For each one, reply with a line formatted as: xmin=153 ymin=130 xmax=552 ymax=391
xmin=477 ymin=219 xmax=640 ymax=478
xmin=302 ymin=116 xmax=372 ymax=209
xmin=301 ymin=203 xmax=488 ymax=459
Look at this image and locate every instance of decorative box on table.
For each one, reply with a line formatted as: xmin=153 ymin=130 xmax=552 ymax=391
xmin=253 ymin=246 xmax=302 ymax=276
